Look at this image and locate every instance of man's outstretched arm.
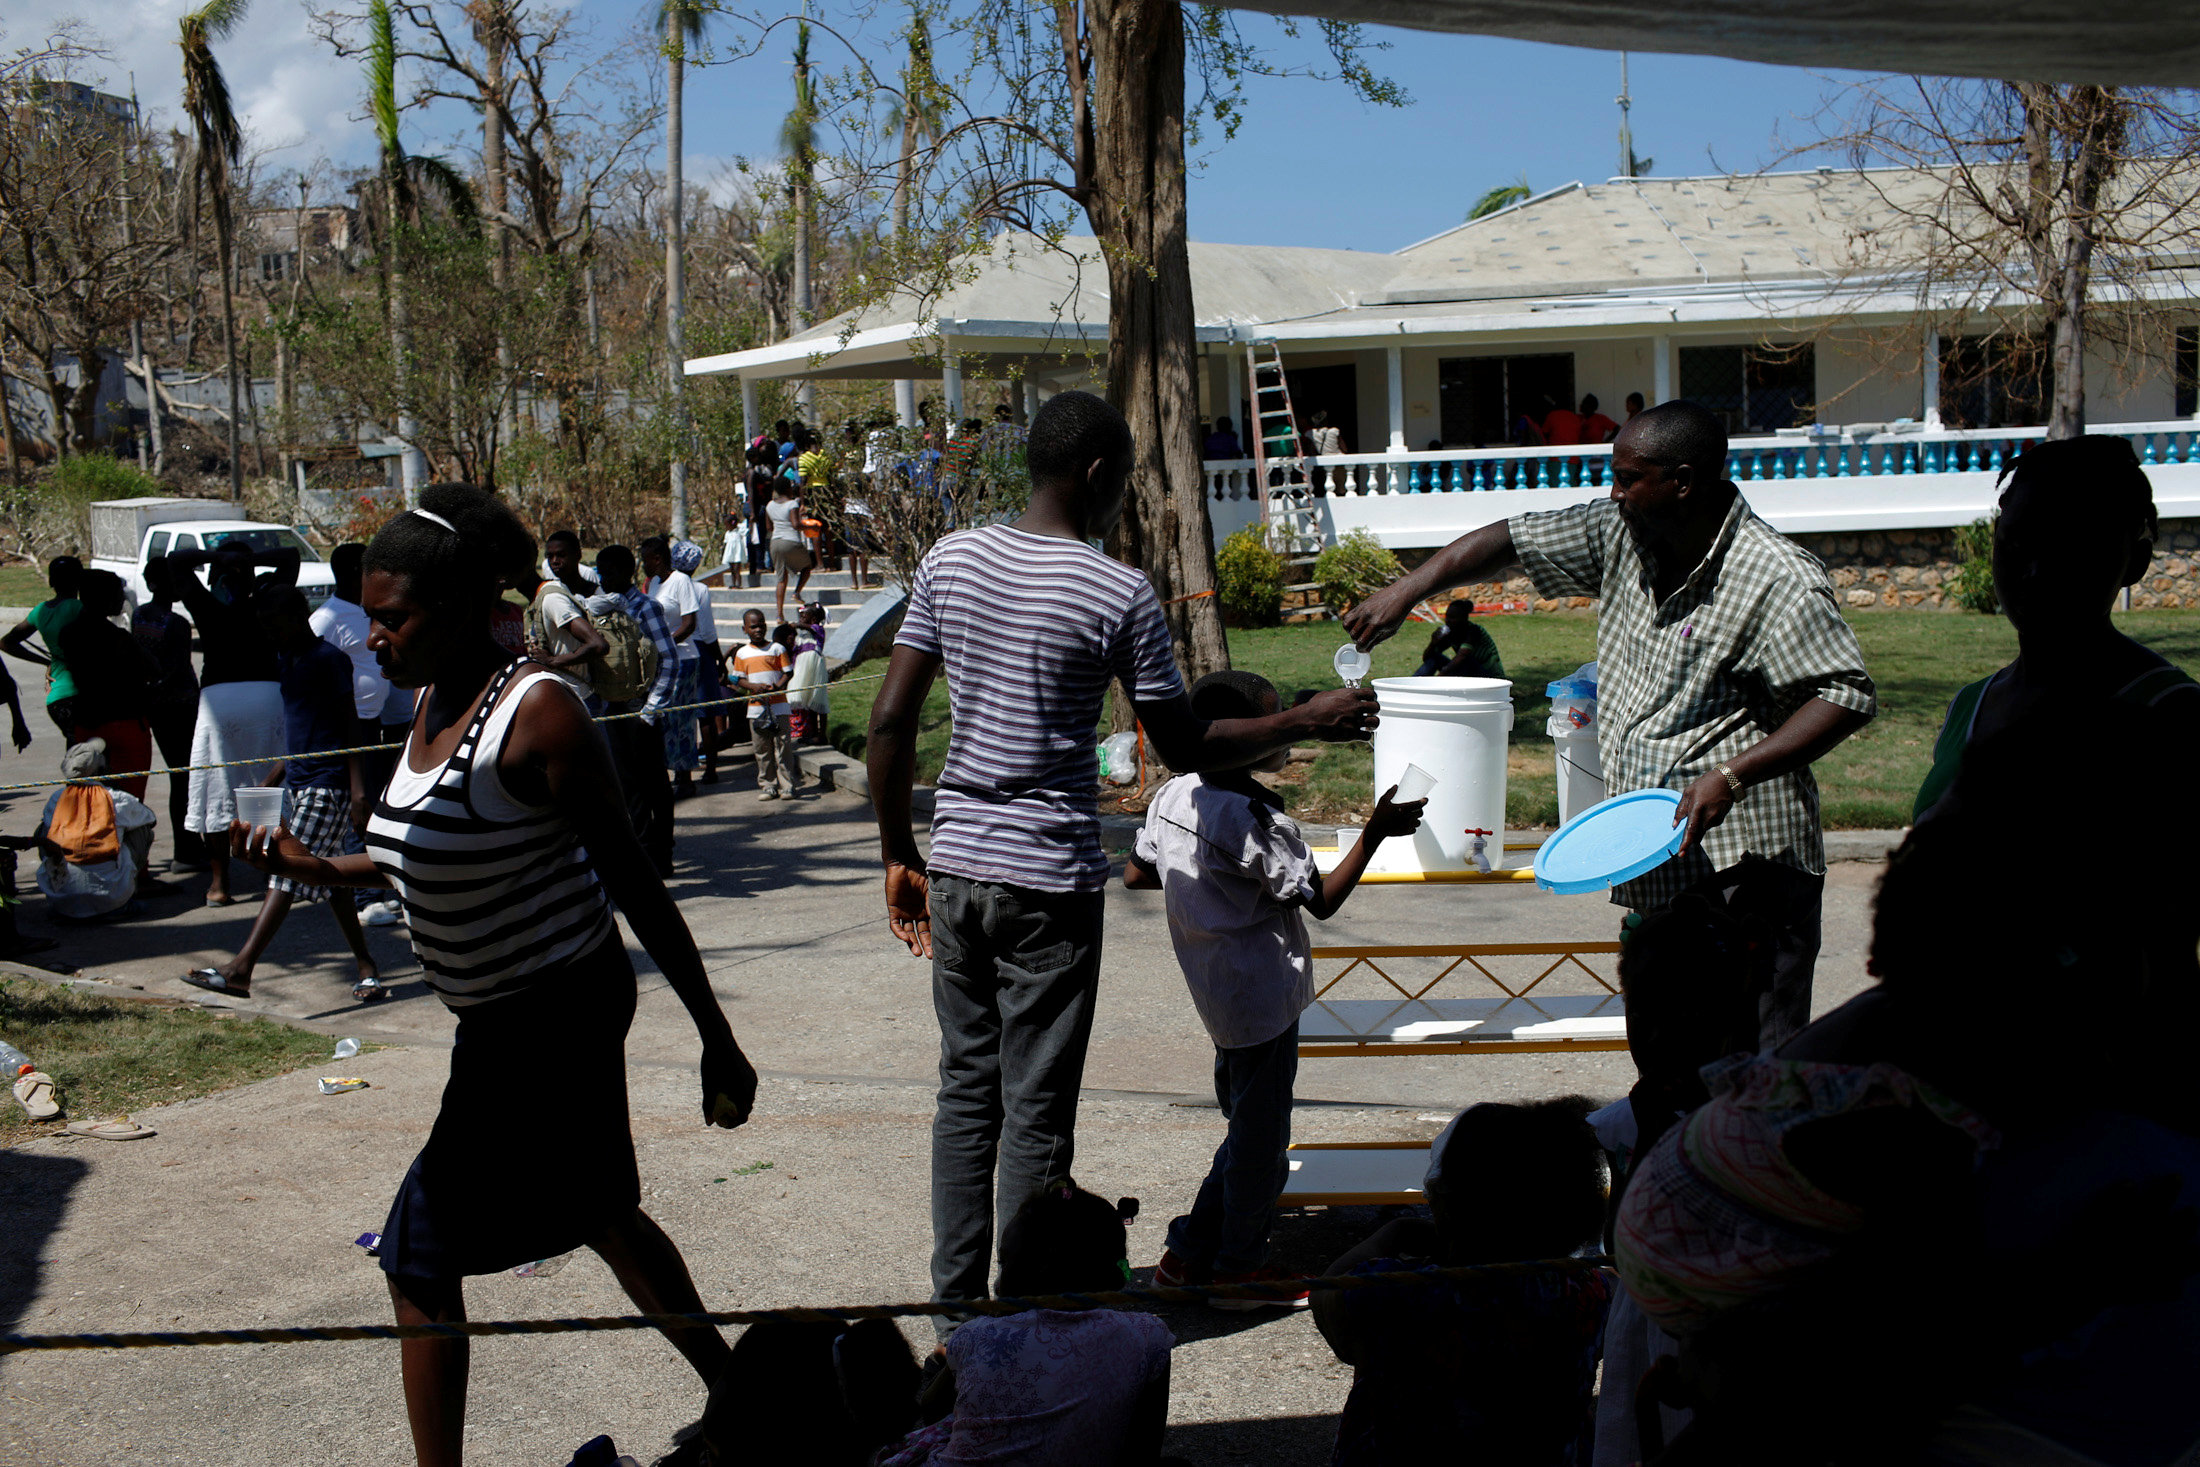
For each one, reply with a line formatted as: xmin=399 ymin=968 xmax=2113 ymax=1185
xmin=1342 ymin=520 xmax=1519 ymax=651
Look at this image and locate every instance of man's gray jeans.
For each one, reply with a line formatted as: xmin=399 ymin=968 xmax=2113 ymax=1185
xmin=927 ymin=874 xmax=1105 ymax=1336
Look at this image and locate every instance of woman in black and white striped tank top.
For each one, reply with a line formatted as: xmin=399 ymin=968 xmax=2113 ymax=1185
xmin=364 ymin=655 xmax=615 ymax=1003
xmin=233 ymin=485 xmax=758 ymax=1465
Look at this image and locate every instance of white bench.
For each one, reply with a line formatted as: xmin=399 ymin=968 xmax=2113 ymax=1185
xmin=1281 ymin=943 xmax=1626 ymax=1210
xmin=1300 ymin=943 xmax=1628 ymax=1057
xmin=1278 ymin=1142 xmax=1430 ymax=1208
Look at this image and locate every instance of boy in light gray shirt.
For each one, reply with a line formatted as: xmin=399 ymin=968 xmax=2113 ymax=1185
xmin=1126 ymin=668 xmax=1423 ymax=1306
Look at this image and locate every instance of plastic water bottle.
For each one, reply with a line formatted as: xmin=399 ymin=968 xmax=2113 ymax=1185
xmin=1097 ymin=731 xmax=1139 ymax=786
xmin=0 ymin=1039 xmax=31 ymax=1081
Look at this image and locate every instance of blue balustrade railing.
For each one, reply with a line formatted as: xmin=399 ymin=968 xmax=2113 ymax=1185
xmin=1203 ymin=422 xmax=2200 ymax=508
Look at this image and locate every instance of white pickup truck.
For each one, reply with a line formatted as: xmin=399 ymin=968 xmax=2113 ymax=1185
xmin=87 ymin=498 xmax=336 ymax=618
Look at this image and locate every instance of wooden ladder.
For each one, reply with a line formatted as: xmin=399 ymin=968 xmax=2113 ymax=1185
xmin=1246 ymin=340 xmax=1322 ymax=561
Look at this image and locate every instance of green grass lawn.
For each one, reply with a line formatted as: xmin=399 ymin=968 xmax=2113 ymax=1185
xmin=0 ymin=976 xmax=338 ymax=1146
xmin=827 ymin=609 xmax=2200 ymax=830
xmin=0 ymin=564 xmax=55 ymax=607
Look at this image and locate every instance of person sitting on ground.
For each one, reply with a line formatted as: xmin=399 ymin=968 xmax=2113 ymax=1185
xmin=232 ymin=483 xmax=760 ymax=1467
xmin=1580 ymin=394 xmax=1621 ymax=444
xmin=183 ymin=587 xmax=382 ymax=1002
xmin=1913 ymin=434 xmax=2197 ymax=823
xmin=35 ymin=739 xmax=156 ymax=922
xmin=3 ymin=555 xmax=84 ymax=740
xmin=1613 ymin=722 xmax=2200 ymax=1466
xmin=1312 ymin=1098 xmax=1613 ymax=1467
xmin=1126 ymin=669 xmax=1425 ymax=1306
xmin=1413 ymin=597 xmax=1506 ymax=679
xmin=879 ymin=1181 xmax=1174 ymax=1467
xmin=695 ymin=1317 xmax=920 ymax=1467
xmin=732 ymin=609 xmax=797 ymax=802
xmin=56 ymin=569 xmax=156 ymax=802
xmin=1587 ymin=897 xmax=1766 ymax=1467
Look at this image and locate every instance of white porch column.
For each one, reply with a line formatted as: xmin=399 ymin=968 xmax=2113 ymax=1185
xmin=1386 ymin=343 xmax=1407 ymax=451
xmin=943 ymin=343 xmax=963 ymax=423
xmin=894 ymin=378 xmax=917 ymax=428
xmin=1922 ymin=328 xmax=1944 ymax=427
xmin=739 ymin=375 xmax=759 ymax=448
xmin=1023 ymin=380 xmax=1041 ymax=423
xmin=1652 ymin=334 xmax=1673 ymax=406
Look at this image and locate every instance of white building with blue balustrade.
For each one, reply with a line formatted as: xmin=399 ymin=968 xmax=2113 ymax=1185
xmin=685 ymin=167 xmax=2200 ymax=569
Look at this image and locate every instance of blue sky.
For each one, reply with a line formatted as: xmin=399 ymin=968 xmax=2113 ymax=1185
xmin=676 ymin=21 xmax=1863 ymax=253
xmin=25 ymin=1 xmax=1859 ymax=253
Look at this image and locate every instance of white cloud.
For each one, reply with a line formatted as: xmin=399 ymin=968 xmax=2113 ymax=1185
xmin=11 ymin=0 xmax=377 ymax=174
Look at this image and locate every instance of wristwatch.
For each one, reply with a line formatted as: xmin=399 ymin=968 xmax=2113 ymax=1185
xmin=1715 ymin=763 xmax=1744 ymax=798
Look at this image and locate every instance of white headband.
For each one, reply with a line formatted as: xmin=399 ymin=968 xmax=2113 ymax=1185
xmin=411 ymin=509 xmax=457 ymax=533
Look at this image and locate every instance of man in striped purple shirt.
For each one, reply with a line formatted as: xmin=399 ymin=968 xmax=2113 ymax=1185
xmin=869 ymin=390 xmax=1379 ymax=1335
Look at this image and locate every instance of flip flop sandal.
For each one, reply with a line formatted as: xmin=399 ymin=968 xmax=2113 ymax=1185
xmin=352 ymin=976 xmax=388 ymax=1002
xmin=181 ymin=968 xmax=249 ymax=999
xmin=66 ymin=1116 xmax=154 ymax=1141
xmin=11 ymin=1068 xmax=60 ymax=1120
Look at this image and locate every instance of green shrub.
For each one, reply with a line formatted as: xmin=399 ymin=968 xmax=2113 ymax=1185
xmin=49 ymin=455 xmax=166 ymax=503
xmin=1312 ymin=528 xmax=1403 ymax=616
xmin=1215 ymin=527 xmax=1286 ymax=628
xmin=1951 ymin=518 xmax=1997 ymax=614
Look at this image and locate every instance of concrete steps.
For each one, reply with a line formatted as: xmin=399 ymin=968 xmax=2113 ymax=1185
xmin=704 ymin=568 xmax=891 ymax=631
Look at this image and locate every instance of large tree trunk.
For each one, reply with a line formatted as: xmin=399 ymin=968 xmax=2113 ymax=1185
xmin=1084 ymin=0 xmax=1229 ymax=683
xmin=666 ymin=23 xmax=689 ymax=537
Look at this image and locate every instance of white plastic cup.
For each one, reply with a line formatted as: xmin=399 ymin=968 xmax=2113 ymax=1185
xmin=234 ymin=786 xmax=284 ymax=833
xmin=1333 ymin=824 xmax=1362 ymax=852
xmin=1392 ymin=762 xmax=1437 ymax=805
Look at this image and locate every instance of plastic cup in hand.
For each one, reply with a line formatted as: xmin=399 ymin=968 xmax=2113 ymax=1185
xmin=1333 ymin=643 xmax=1372 ymax=687
xmin=1393 ymin=763 xmax=1437 ymax=805
xmin=234 ymin=787 xmax=283 ymax=843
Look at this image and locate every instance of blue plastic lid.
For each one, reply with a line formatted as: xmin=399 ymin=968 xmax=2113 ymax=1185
xmin=1534 ymin=789 xmax=1687 ymax=895
xmin=1547 ymin=677 xmax=1597 ymax=699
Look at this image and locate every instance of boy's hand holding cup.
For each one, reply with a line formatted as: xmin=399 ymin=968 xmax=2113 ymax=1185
xmin=1367 ymin=782 xmax=1429 ymax=842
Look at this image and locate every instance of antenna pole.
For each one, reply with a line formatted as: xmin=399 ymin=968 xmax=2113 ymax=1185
xmin=1617 ymin=53 xmax=1635 ymax=178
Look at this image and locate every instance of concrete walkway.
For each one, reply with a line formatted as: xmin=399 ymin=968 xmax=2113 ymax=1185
xmin=0 ymin=648 xmax=1899 ymax=1465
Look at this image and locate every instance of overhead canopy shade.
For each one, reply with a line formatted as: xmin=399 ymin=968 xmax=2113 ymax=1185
xmin=1219 ymin=0 xmax=2200 ymax=87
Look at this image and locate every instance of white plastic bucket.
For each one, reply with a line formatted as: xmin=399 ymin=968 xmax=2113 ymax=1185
xmin=1370 ymin=676 xmax=1512 ymax=872
xmin=1550 ymin=724 xmax=1606 ymax=825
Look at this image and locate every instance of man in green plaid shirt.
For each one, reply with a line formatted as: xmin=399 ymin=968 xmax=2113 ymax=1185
xmin=1345 ymin=401 xmax=1875 ymax=1045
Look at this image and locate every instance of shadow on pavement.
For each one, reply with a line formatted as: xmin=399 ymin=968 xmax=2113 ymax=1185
xmin=1163 ymin=1412 xmax=1342 ymax=1466
xmin=0 ymin=1148 xmax=89 ymax=1336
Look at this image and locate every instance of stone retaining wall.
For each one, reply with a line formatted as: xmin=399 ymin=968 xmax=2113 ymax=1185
xmin=1410 ymin=517 xmax=2200 ymax=612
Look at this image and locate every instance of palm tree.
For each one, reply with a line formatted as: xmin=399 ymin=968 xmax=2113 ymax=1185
xmin=365 ymin=0 xmax=475 ymax=501
xmin=781 ymin=19 xmax=817 ymax=418
xmin=366 ymin=0 xmax=426 ymax=502
xmin=178 ymin=0 xmax=248 ymax=500
xmin=1468 ymin=173 xmax=1532 ymax=221
xmin=884 ymin=7 xmax=942 ymax=426
xmin=659 ymin=0 xmax=705 ymax=538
